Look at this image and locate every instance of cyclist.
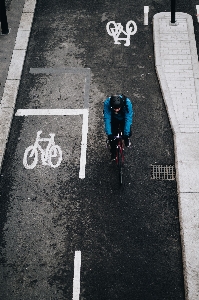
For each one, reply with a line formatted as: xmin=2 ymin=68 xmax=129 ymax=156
xmin=103 ymin=94 xmax=133 ymax=160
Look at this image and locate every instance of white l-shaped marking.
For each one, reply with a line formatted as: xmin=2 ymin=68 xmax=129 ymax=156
xmin=15 ymin=109 xmax=89 ymax=179
xmin=15 ymin=109 xmax=86 ymax=116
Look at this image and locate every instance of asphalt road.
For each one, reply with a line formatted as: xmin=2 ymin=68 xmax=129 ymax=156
xmin=3 ymin=0 xmax=199 ymax=299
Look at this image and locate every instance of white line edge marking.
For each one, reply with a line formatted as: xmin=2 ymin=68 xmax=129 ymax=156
xmin=196 ymin=5 xmax=199 ymax=22
xmin=144 ymin=6 xmax=149 ymax=25
xmin=73 ymin=251 xmax=81 ymax=300
xmin=15 ymin=109 xmax=86 ymax=116
xmin=79 ymin=109 xmax=88 ymax=179
xmin=15 ymin=109 xmax=88 ymax=179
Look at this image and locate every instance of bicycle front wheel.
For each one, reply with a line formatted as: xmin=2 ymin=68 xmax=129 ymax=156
xmin=117 ymin=148 xmax=124 ymax=185
xmin=48 ymin=145 xmax=62 ymax=168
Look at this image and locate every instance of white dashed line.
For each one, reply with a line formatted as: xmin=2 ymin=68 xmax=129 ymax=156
xmin=144 ymin=6 xmax=149 ymax=25
xmin=73 ymin=251 xmax=81 ymax=300
xmin=196 ymin=5 xmax=199 ymax=22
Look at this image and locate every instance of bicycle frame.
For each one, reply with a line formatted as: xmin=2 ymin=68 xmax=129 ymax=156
xmin=115 ymin=129 xmax=125 ymax=186
xmin=31 ymin=131 xmax=56 ymax=163
xmin=114 ymin=131 xmax=124 ymax=166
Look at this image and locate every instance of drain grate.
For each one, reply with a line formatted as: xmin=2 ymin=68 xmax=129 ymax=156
xmin=151 ymin=165 xmax=175 ymax=180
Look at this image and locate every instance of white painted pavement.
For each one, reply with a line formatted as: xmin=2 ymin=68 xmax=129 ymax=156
xmin=153 ymin=12 xmax=199 ymax=300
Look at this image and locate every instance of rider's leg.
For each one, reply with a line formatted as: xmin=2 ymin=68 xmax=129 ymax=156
xmin=109 ymin=139 xmax=117 ymax=159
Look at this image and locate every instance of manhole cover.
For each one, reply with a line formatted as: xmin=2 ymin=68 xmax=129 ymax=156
xmin=151 ymin=165 xmax=175 ymax=180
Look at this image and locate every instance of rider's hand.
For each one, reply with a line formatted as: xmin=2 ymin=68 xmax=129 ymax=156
xmin=108 ymin=134 xmax=114 ymax=141
xmin=123 ymin=135 xmax=130 ymax=147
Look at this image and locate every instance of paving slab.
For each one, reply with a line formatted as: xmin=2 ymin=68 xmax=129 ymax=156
xmin=0 ymin=80 xmax=20 ymax=108
xmin=179 ymin=192 xmax=199 ymax=300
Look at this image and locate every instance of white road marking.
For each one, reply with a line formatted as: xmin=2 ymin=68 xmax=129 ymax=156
xmin=15 ymin=109 xmax=89 ymax=178
xmin=79 ymin=109 xmax=89 ymax=179
xmin=106 ymin=20 xmax=137 ymax=46
xmin=196 ymin=5 xmax=199 ymax=22
xmin=15 ymin=109 xmax=86 ymax=116
xmin=23 ymin=131 xmax=62 ymax=169
xmin=73 ymin=251 xmax=81 ymax=300
xmin=144 ymin=6 xmax=149 ymax=25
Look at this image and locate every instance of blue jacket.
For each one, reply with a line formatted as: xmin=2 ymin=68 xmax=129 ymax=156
xmin=103 ymin=96 xmax=133 ymax=135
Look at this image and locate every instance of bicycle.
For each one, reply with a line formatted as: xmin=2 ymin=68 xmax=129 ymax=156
xmin=114 ymin=129 xmax=125 ymax=185
xmin=23 ymin=130 xmax=62 ymax=169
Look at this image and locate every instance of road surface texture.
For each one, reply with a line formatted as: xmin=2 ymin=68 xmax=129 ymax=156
xmin=2 ymin=0 xmax=199 ymax=299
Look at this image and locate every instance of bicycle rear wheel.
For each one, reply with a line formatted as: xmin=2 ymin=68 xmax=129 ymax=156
xmin=23 ymin=146 xmax=38 ymax=169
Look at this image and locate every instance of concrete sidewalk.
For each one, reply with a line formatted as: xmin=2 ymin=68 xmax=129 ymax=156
xmin=153 ymin=12 xmax=199 ymax=300
xmin=0 ymin=0 xmax=26 ymax=102
xmin=0 ymin=0 xmax=36 ymax=171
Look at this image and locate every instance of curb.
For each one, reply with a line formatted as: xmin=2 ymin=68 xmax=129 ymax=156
xmin=153 ymin=12 xmax=199 ymax=300
xmin=0 ymin=0 xmax=37 ymax=173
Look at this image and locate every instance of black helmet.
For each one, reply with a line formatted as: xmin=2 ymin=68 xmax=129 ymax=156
xmin=110 ymin=95 xmax=123 ymax=109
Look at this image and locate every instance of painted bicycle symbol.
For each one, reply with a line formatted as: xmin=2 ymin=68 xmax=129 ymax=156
xmin=23 ymin=130 xmax=62 ymax=169
xmin=106 ymin=20 xmax=137 ymax=46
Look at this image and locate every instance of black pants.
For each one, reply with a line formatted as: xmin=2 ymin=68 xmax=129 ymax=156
xmin=109 ymin=118 xmax=131 ymax=155
xmin=0 ymin=0 xmax=9 ymax=34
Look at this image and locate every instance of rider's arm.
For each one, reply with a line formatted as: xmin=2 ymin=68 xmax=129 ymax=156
xmin=103 ymin=98 xmax=112 ymax=135
xmin=124 ymin=98 xmax=133 ymax=136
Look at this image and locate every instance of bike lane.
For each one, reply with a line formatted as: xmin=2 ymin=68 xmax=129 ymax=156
xmin=0 ymin=0 xmax=185 ymax=299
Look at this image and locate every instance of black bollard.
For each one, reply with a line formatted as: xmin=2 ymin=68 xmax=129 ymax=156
xmin=0 ymin=0 xmax=9 ymax=34
xmin=171 ymin=0 xmax=176 ymax=24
